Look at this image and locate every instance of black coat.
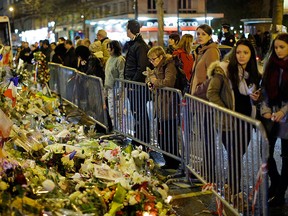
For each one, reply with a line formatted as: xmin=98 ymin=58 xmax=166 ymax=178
xmin=124 ymin=34 xmax=150 ymax=82
xmin=63 ymin=47 xmax=77 ymax=69
xmin=78 ymin=55 xmax=105 ymax=84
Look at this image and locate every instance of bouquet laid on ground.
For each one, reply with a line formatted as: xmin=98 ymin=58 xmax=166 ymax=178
xmin=0 ymin=83 xmax=176 ymax=216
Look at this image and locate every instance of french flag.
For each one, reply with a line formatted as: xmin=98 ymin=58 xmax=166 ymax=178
xmin=3 ymin=77 xmax=19 ymax=107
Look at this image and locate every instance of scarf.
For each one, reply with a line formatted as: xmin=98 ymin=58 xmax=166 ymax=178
xmin=265 ymin=57 xmax=288 ymax=105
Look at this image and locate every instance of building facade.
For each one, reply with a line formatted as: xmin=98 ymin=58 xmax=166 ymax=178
xmin=1 ymin=0 xmax=223 ymax=45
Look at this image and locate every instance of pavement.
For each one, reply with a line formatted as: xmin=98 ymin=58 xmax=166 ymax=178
xmin=151 ymin=151 xmax=288 ymax=216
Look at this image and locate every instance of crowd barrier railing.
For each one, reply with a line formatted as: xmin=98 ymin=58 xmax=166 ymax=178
xmin=48 ymin=63 xmax=109 ymax=132
xmin=112 ymin=79 xmax=184 ymax=166
xmin=182 ymin=94 xmax=269 ymax=216
xmin=47 ymin=64 xmax=269 ymax=215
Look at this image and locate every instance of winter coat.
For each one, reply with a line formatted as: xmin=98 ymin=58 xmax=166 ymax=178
xmin=105 ymin=55 xmax=125 ymax=89
xmin=172 ymin=48 xmax=194 ymax=81
xmin=63 ymin=47 xmax=77 ymax=69
xmin=191 ymin=42 xmax=220 ymax=94
xmin=207 ymin=61 xmax=234 ymax=111
xmin=124 ymin=34 xmax=150 ymax=82
xmin=78 ymin=55 xmax=105 ymax=84
xmin=147 ymin=56 xmax=177 ymax=120
xmin=100 ymin=37 xmax=111 ymax=65
xmin=207 ymin=61 xmax=236 ymax=131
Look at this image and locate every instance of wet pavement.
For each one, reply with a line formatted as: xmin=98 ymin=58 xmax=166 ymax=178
xmin=151 ymin=151 xmax=288 ymax=216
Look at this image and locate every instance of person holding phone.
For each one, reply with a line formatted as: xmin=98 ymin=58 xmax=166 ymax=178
xmin=260 ymin=33 xmax=288 ymax=207
xmin=207 ymin=39 xmax=261 ymax=201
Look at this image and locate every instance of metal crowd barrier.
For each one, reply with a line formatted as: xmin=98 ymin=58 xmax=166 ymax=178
xmin=112 ymin=79 xmax=184 ymax=166
xmin=47 ymin=64 xmax=269 ymax=215
xmin=112 ymin=79 xmax=268 ymax=215
xmin=48 ymin=63 xmax=109 ymax=131
xmin=182 ymin=94 xmax=269 ymax=216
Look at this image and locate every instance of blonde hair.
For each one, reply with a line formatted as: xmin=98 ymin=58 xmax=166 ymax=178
xmin=176 ymin=34 xmax=193 ymax=54
xmin=147 ymin=46 xmax=166 ymax=58
xmin=97 ymin=29 xmax=107 ymax=38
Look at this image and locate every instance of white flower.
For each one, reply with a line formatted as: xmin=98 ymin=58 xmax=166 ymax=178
xmin=116 ymin=178 xmax=131 ymax=190
xmin=128 ymin=194 xmax=138 ymax=205
xmin=138 ymin=151 xmax=149 ymax=160
xmin=71 ymin=173 xmax=81 ymax=181
xmin=103 ymin=150 xmax=113 ymax=161
xmin=42 ymin=179 xmax=55 ymax=191
xmin=131 ymin=150 xmax=139 ymax=158
xmin=132 ymin=172 xmax=143 ymax=184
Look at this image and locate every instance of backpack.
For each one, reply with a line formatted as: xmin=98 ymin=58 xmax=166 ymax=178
xmin=172 ymin=55 xmax=190 ymax=95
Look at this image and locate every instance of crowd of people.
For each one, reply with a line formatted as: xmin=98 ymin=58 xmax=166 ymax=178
xmin=15 ymin=19 xmax=288 ymax=209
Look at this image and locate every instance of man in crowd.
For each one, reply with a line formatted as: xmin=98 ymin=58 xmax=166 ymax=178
xmin=96 ymin=29 xmax=110 ymax=65
xmin=220 ymin=23 xmax=235 ymax=47
xmin=124 ymin=19 xmax=151 ymax=144
xmin=63 ymin=39 xmax=77 ymax=69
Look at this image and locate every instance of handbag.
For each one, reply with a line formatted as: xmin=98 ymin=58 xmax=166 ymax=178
xmin=261 ymin=116 xmax=288 ymax=140
xmin=193 ymin=78 xmax=211 ymax=100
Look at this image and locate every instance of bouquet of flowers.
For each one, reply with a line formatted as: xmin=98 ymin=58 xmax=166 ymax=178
xmin=33 ymin=51 xmax=50 ymax=84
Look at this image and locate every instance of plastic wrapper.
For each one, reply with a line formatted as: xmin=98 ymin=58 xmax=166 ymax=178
xmin=0 ymin=109 xmax=13 ymax=138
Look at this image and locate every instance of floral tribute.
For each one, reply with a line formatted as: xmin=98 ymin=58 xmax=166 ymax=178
xmin=0 ymin=81 xmax=176 ymax=215
xmin=33 ymin=51 xmax=50 ymax=84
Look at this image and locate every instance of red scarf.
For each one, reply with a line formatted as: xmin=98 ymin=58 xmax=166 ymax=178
xmin=265 ymin=57 xmax=288 ymax=105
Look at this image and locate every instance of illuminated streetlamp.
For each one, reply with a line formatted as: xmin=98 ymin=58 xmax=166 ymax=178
xmin=9 ymin=6 xmax=14 ymax=12
xmin=8 ymin=6 xmax=15 ymax=32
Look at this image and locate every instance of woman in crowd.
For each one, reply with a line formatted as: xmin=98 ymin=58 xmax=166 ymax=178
xmin=166 ymin=33 xmax=180 ymax=55
xmin=146 ymin=46 xmax=179 ymax=169
xmin=104 ymin=40 xmax=125 ymax=128
xmin=189 ymin=24 xmax=220 ymax=184
xmin=260 ymin=32 xmax=288 ymax=207
xmin=207 ymin=39 xmax=261 ymax=200
xmin=191 ymin=24 xmax=220 ymax=97
xmin=172 ymin=34 xmax=194 ymax=82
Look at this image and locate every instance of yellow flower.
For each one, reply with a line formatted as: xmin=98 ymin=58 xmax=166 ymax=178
xmin=0 ymin=181 xmax=9 ymax=191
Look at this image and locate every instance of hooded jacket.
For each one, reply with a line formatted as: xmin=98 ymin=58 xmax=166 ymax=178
xmin=207 ymin=60 xmax=234 ymax=111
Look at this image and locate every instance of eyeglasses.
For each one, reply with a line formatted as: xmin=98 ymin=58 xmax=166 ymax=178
xmin=149 ymin=56 xmax=159 ymax=62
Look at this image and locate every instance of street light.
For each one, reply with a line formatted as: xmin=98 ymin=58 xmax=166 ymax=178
xmin=9 ymin=6 xmax=14 ymax=13
xmin=8 ymin=6 xmax=15 ymax=32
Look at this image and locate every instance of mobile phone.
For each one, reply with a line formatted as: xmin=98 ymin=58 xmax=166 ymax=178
xmin=254 ymin=88 xmax=261 ymax=94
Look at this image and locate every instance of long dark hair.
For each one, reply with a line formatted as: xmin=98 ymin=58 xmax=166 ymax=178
xmin=107 ymin=40 xmax=122 ymax=56
xmin=263 ymin=33 xmax=288 ymax=103
xmin=226 ymin=39 xmax=260 ymax=89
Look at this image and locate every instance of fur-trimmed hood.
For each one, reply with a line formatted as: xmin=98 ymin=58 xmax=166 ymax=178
xmin=207 ymin=60 xmax=229 ymax=78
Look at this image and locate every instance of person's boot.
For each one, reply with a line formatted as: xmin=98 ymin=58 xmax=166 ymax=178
xmin=267 ymin=157 xmax=280 ymax=199
xmin=269 ymin=156 xmax=288 ymax=207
